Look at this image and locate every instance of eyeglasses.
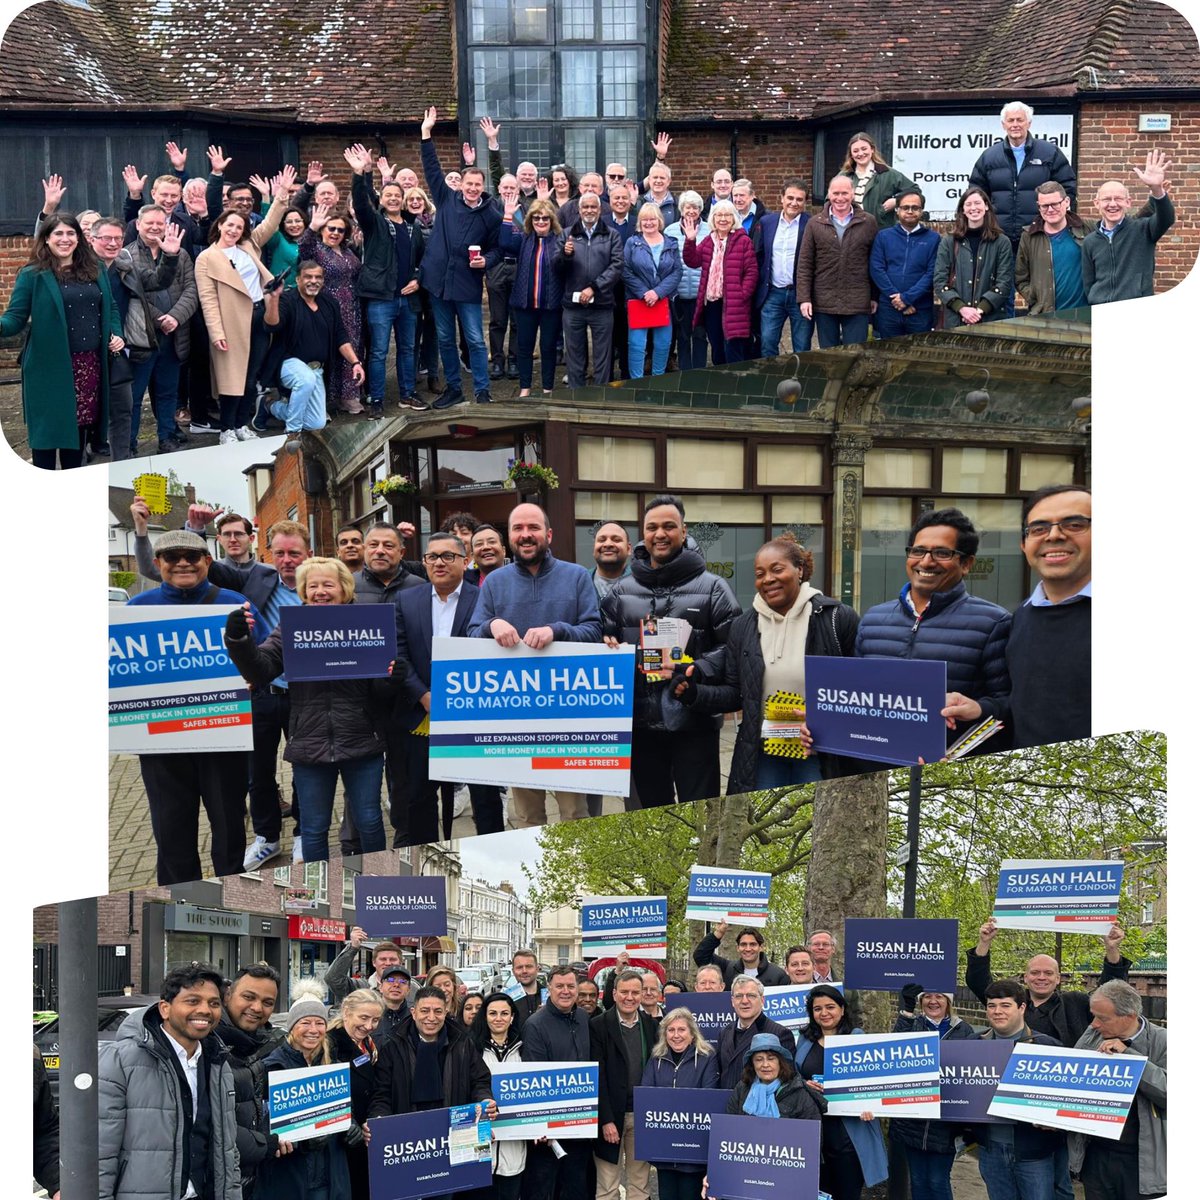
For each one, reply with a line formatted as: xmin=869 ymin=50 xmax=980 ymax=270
xmin=897 ymin=204 xmax=923 ymax=212
xmin=532 ymin=214 xmax=552 ymax=221
xmin=93 ymin=234 xmax=124 ymax=243
xmin=1037 ymin=199 xmax=1066 ymax=210
xmin=422 ymin=551 xmax=465 ymax=564
xmin=1023 ymin=516 xmax=1091 ymax=539
xmin=160 ymin=549 xmax=205 ymax=565
xmin=905 ymin=545 xmax=965 ymax=562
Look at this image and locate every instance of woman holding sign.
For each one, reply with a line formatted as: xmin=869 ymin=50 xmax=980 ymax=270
xmin=891 ymin=987 xmax=977 ymax=1200
xmin=224 ymin=556 xmax=388 ymax=863
xmin=329 ymin=989 xmax=385 ymax=1199
xmin=258 ymin=994 xmax=355 ymax=1200
xmin=469 ymin=992 xmax=527 ymax=1200
xmin=674 ymin=533 xmax=858 ymax=792
xmin=640 ymin=1009 xmax=719 ymax=1200
xmin=795 ymin=986 xmax=888 ymax=1200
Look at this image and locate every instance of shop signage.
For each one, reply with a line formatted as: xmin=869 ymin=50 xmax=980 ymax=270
xmin=164 ymin=905 xmax=250 ymax=935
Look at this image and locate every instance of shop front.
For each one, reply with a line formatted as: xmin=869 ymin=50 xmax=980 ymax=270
xmin=287 ymin=914 xmax=347 ymax=997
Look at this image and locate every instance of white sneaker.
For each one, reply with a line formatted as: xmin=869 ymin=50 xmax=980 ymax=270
xmin=235 ymin=425 xmax=258 ymax=441
xmin=219 ymin=429 xmax=238 ymax=445
xmin=292 ymin=839 xmax=304 ymax=864
xmin=453 ymin=785 xmax=470 ymax=819
xmin=242 ymin=836 xmax=281 ymax=871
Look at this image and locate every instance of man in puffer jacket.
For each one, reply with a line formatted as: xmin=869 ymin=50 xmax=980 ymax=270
xmin=99 ymin=963 xmax=243 ymax=1200
xmin=601 ymin=494 xmax=740 ymax=805
xmin=855 ymin=507 xmax=1010 ymax=750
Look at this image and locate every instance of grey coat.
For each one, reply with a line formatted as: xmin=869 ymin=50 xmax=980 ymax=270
xmin=934 ymin=232 xmax=1013 ymax=326
xmin=115 ymin=239 xmax=199 ymax=360
xmin=99 ymin=1006 xmax=242 ymax=1200
xmin=1069 ymin=1021 xmax=1166 ymax=1195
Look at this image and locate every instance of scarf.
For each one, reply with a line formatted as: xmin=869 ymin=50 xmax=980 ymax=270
xmin=754 ymin=581 xmax=820 ymax=705
xmin=744 ymin=1077 xmax=781 ymax=1117
xmin=706 ymin=233 xmax=728 ymax=302
xmin=853 ymin=164 xmax=875 ymax=208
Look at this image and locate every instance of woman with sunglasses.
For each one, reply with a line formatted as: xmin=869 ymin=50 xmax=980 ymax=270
xmin=499 ymin=198 xmax=563 ymax=396
xmin=403 ymin=187 xmax=442 ymax=394
xmin=300 ymin=203 xmax=365 ymax=414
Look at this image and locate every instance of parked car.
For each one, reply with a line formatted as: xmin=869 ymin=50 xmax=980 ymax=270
xmin=108 ymin=586 xmax=130 ymax=607
xmin=458 ymin=967 xmax=490 ymax=995
xmin=34 ymin=994 xmax=158 ymax=1100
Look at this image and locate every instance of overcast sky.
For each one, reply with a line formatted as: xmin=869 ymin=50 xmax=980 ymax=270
xmin=458 ymin=827 xmax=542 ymax=898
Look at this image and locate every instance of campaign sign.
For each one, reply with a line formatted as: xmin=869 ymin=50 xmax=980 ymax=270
xmin=762 ymin=983 xmax=842 ymax=1033
xmin=824 ymin=1031 xmax=941 ymax=1119
xmin=663 ymin=992 xmax=735 ymax=1044
xmin=429 ymin=640 xmax=636 ymax=797
xmin=685 ymin=865 xmax=772 ymax=926
xmin=367 ymin=1106 xmax=492 ymax=1200
xmin=633 ymin=1087 xmax=734 ymax=1165
xmin=488 ymin=1060 xmax=599 ymax=1140
xmin=805 ymin=656 xmax=947 ymax=766
xmin=355 ymin=875 xmax=447 ymax=938
xmin=932 ymin=1039 xmax=1011 ymax=1124
xmin=582 ymin=895 xmax=668 ymax=958
xmin=706 ymin=1113 xmax=822 ymax=1200
xmin=109 ymin=605 xmax=253 ymax=754
xmin=843 ymin=919 xmax=959 ymax=992
xmin=267 ymin=1062 xmax=352 ymax=1143
xmin=278 ymin=603 xmax=396 ymax=682
xmin=988 ymin=1044 xmax=1147 ymax=1140
xmin=992 ymin=859 xmax=1125 ymax=935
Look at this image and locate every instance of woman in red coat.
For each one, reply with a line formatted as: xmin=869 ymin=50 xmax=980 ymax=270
xmin=681 ymin=199 xmax=758 ymax=364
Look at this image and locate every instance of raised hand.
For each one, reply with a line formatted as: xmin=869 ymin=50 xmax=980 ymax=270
xmin=306 ymin=160 xmax=325 ymax=186
xmin=272 ymin=164 xmax=298 ymax=198
xmin=651 ymin=131 xmax=672 ymax=159
xmin=161 ymin=221 xmax=184 ymax=255
xmin=377 ymin=156 xmax=395 ymax=184
xmin=681 ymin=213 xmax=698 ymax=240
xmin=1133 ymin=147 xmax=1171 ymax=195
xmin=343 ymin=143 xmax=372 ymax=174
xmin=165 ymin=141 xmax=188 ymax=172
xmin=462 ymin=142 xmax=476 ymax=167
xmin=41 ymin=174 xmax=66 ymax=213
xmin=479 ymin=116 xmax=501 ymax=147
xmin=122 ymin=164 xmax=147 ymax=198
xmin=310 ymin=201 xmax=332 ymax=231
xmin=206 ymin=145 xmax=231 ymax=173
xmin=421 ymin=106 xmax=438 ymax=137
xmin=536 ymin=177 xmax=551 ymax=202
xmin=249 ymin=173 xmax=271 ymax=200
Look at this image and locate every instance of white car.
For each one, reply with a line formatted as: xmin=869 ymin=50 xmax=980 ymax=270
xmin=457 ymin=967 xmax=490 ymax=995
xmin=109 ymin=586 xmax=130 ymax=607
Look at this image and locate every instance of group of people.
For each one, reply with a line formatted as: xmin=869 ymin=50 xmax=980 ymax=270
xmin=68 ymin=916 xmax=1163 ymax=1200
xmin=5 ymin=101 xmax=1176 ymax=466
xmin=122 ymin=476 xmax=1090 ymax=884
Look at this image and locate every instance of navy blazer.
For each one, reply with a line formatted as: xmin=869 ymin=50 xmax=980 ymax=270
xmin=752 ymin=210 xmax=810 ymax=310
xmin=393 ymin=581 xmax=481 ymax=729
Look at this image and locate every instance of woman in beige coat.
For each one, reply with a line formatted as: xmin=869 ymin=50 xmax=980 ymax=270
xmin=195 ymin=166 xmax=292 ymax=442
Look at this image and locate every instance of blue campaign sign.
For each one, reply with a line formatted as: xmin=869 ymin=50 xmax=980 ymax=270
xmin=992 ymin=859 xmax=1125 ymax=935
xmin=278 ymin=603 xmax=397 ymax=682
xmin=633 ymin=1086 xmax=734 ymax=1164
xmin=355 ymin=876 xmax=447 ymax=938
xmin=706 ymin=1112 xmax=823 ymax=1200
xmin=582 ymin=896 xmax=668 ymax=957
xmin=804 ymin=656 xmax=947 ymax=766
xmin=935 ymin=1039 xmax=1011 ymax=1124
xmin=843 ymin=919 xmax=959 ymax=992
xmin=368 ymin=1108 xmax=492 ymax=1200
xmin=267 ymin=1063 xmax=352 ymax=1142
xmin=109 ymin=608 xmax=239 ymax=687
xmin=663 ymin=992 xmax=735 ymax=1045
xmin=824 ymin=1031 xmax=942 ymax=1119
xmin=685 ymin=866 xmax=771 ymax=926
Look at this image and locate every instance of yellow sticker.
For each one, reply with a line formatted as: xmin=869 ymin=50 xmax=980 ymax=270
xmin=133 ymin=473 xmax=172 ymax=515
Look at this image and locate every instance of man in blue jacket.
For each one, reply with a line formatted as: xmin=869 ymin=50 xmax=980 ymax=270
xmin=419 ymin=106 xmax=504 ymax=410
xmin=868 ymin=188 xmax=939 ymax=338
xmin=855 ymin=507 xmax=1010 ymax=749
xmin=752 ymin=179 xmax=812 ymax=356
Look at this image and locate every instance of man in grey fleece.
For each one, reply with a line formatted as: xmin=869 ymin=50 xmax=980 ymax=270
xmin=468 ymin=502 xmax=602 ymax=828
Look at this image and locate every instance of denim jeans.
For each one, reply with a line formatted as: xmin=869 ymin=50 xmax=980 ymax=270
xmin=431 ymin=297 xmax=488 ymax=392
xmin=755 ymin=749 xmax=822 ymax=789
xmin=903 ymin=1146 xmax=955 ymax=1200
xmin=814 ymin=311 xmax=870 ymax=347
xmin=130 ymin=338 xmax=181 ymax=447
xmin=873 ymin=303 xmax=935 ymax=340
xmin=977 ymin=1142 xmax=1057 ymax=1200
xmin=366 ymin=296 xmax=418 ymax=400
xmin=273 ymin=359 xmax=329 ymax=431
xmin=760 ymin=286 xmax=813 ymax=356
xmin=627 ymin=322 xmax=671 ymax=377
xmin=292 ymin=755 xmax=385 ymax=862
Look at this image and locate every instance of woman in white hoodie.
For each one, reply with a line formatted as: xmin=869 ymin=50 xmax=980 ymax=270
xmin=674 ymin=533 xmax=859 ymax=793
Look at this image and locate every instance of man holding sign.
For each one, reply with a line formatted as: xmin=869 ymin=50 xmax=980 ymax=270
xmin=694 ymin=921 xmax=788 ymax=988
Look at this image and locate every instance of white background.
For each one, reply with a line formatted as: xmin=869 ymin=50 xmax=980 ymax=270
xmin=1 ymin=0 xmax=1195 ymax=1189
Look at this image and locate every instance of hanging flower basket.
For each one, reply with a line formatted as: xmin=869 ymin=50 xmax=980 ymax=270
xmin=371 ymin=474 xmax=417 ymax=500
xmin=504 ymin=460 xmax=560 ymax=492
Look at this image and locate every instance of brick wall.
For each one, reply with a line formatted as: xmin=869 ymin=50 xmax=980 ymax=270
xmin=1076 ymin=99 xmax=1198 ymax=291
xmin=254 ymin=446 xmax=336 ymax=560
xmin=0 ymin=236 xmax=33 ymax=368
xmin=656 ymin=129 xmax=816 ymax=206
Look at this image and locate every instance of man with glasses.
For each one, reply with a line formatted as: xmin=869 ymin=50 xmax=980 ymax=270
xmin=1016 ymin=182 xmax=1094 ymax=314
xmin=868 ymin=187 xmax=939 ymax=338
xmin=715 ymin=975 xmax=796 ymax=1088
xmin=89 ymin=216 xmax=136 ymax=459
xmin=391 ymin=532 xmax=504 ymax=843
xmin=125 ymin=530 xmax=264 ymax=883
xmin=856 ymin=507 xmax=1011 ymax=750
xmin=945 ymin=485 xmax=1091 ymax=749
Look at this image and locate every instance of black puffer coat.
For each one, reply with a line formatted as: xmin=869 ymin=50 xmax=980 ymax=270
xmin=367 ymin=1021 xmax=492 ymax=1118
xmin=727 ymin=1074 xmax=826 ymax=1121
xmin=601 ymin=540 xmax=741 ymax=733
xmin=225 ymin=613 xmax=390 ymax=764
xmin=689 ymin=596 xmax=859 ymax=793
xmin=214 ymin=1017 xmax=287 ymax=1192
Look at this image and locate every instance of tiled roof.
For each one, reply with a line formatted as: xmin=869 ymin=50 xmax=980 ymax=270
xmin=660 ymin=0 xmax=1200 ymax=120
xmin=1 ymin=0 xmax=457 ymax=123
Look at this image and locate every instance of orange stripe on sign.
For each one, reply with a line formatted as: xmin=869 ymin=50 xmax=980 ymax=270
xmin=147 ymin=714 xmax=254 ymax=734
xmin=531 ymin=756 xmax=631 ymax=770
xmin=881 ymin=1093 xmax=940 ymax=1106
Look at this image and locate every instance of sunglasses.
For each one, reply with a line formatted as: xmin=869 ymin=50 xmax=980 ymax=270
xmin=325 ymin=226 xmax=347 ymax=234
xmin=607 ymin=172 xmax=626 ymax=180
xmin=160 ymin=549 xmax=205 ymax=565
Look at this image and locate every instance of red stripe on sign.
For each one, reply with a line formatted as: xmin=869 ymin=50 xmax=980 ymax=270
xmin=147 ymin=714 xmax=254 ymax=734
xmin=882 ymin=1093 xmax=941 ymax=1106
xmin=531 ymin=756 xmax=631 ymax=770
xmin=1057 ymin=1110 xmax=1125 ymax=1123
xmin=1054 ymin=916 xmax=1118 ymax=923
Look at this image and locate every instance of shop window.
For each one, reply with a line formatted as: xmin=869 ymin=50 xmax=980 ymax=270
xmin=667 ymin=439 xmax=744 ymax=490
xmin=859 ymin=496 xmax=914 ymax=612
xmin=757 ymin=444 xmax=824 ymax=488
xmin=771 ymin=496 xmax=827 ymax=592
xmin=1018 ymin=453 xmax=1078 ymax=492
xmin=936 ymin=496 xmax=1024 ymax=610
xmin=864 ymin=448 xmax=932 ymax=490
xmin=941 ymin=447 xmax=1008 ymax=494
xmin=577 ymin=436 xmax=655 ymax=484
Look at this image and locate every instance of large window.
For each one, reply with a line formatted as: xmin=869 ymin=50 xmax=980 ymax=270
xmin=464 ymin=0 xmax=647 ymax=175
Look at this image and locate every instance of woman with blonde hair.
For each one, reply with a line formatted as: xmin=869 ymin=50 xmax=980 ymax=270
xmin=224 ymin=553 xmax=388 ymax=862
xmin=840 ymin=131 xmax=916 ymax=228
xmin=329 ymin=989 xmax=385 ymax=1198
xmin=499 ymin=196 xmax=563 ymax=396
xmin=426 ymin=965 xmax=463 ymax=1020
xmin=640 ymin=1008 xmax=719 ymax=1200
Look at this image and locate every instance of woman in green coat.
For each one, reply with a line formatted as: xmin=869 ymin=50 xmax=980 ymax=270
xmin=0 ymin=214 xmax=124 ymax=468
xmin=840 ymin=132 xmax=917 ymax=229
